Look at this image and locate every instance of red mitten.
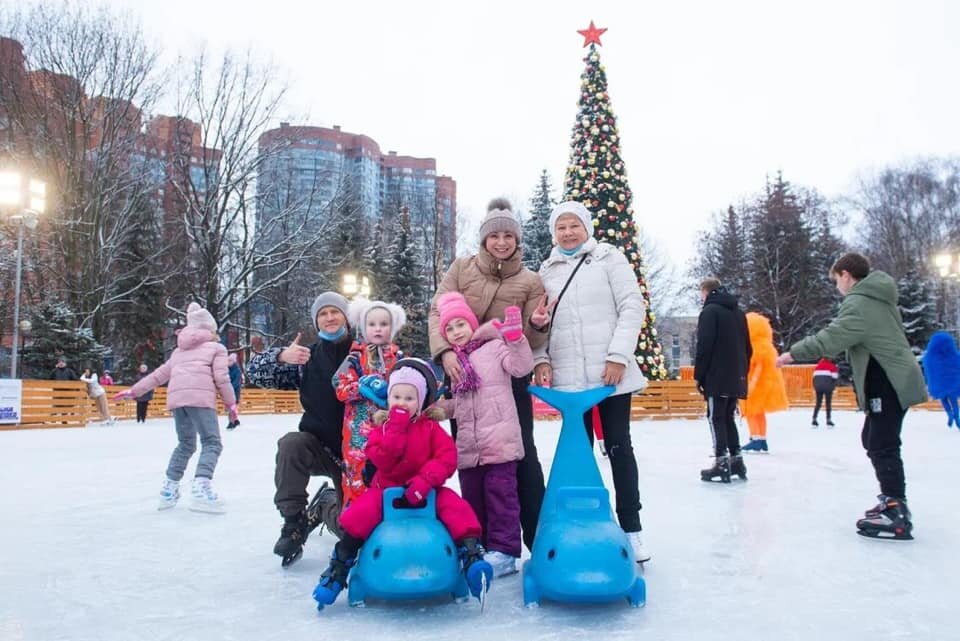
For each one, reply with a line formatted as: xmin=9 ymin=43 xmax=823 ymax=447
xmin=404 ymin=476 xmax=431 ymax=507
xmin=491 ymin=305 xmax=524 ymax=343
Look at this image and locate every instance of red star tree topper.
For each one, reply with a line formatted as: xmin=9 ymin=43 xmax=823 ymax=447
xmin=577 ymin=20 xmax=607 ymax=47
xmin=562 ymin=26 xmax=668 ymax=380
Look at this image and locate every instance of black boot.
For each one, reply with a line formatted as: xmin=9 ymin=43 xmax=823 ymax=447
xmin=274 ymin=512 xmax=309 ymax=566
xmin=730 ymin=454 xmax=748 ymax=481
xmin=306 ymin=482 xmax=342 ymax=539
xmin=700 ymin=454 xmax=731 ymax=483
xmin=856 ymin=495 xmax=913 ymax=540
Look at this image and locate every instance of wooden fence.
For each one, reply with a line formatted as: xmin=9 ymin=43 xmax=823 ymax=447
xmin=1 ymin=367 xmax=942 ymax=430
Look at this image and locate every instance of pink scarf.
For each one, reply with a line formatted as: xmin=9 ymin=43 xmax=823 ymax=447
xmin=451 ymin=338 xmax=486 ymax=394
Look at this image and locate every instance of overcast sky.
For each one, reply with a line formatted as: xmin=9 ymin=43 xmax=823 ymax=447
xmin=101 ymin=0 xmax=960 ymax=270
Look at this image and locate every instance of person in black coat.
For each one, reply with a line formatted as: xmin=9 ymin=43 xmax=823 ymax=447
xmin=246 ymin=292 xmax=352 ymax=566
xmin=694 ymin=278 xmax=752 ymax=483
xmin=49 ymin=358 xmax=79 ymax=381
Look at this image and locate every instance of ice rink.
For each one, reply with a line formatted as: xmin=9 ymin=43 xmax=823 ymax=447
xmin=2 ymin=407 xmax=957 ymax=641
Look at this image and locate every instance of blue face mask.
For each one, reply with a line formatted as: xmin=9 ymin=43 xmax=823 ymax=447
xmin=558 ymin=244 xmax=584 ymax=256
xmin=318 ymin=326 xmax=347 ymax=342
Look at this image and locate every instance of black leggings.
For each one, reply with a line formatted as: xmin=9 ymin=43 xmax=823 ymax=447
xmin=813 ymin=389 xmax=833 ymax=421
xmin=136 ymin=400 xmax=150 ymax=422
xmin=583 ymin=394 xmax=642 ymax=533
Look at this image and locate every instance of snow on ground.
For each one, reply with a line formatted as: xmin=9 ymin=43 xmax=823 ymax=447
xmin=1 ymin=408 xmax=958 ymax=641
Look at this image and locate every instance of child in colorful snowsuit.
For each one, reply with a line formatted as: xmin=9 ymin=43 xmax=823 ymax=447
xmin=313 ymin=361 xmax=493 ymax=608
xmin=921 ymin=330 xmax=960 ymax=428
xmin=333 ymin=300 xmax=405 ymax=508
xmin=434 ymin=292 xmax=533 ymax=578
xmin=741 ymin=312 xmax=789 ymax=454
xmin=812 ymin=357 xmax=839 ymax=427
xmin=119 ymin=302 xmax=238 ymax=513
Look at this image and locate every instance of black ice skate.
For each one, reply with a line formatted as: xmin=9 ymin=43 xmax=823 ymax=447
xmin=305 ymin=482 xmax=342 ymax=539
xmin=274 ymin=511 xmax=309 ymax=567
xmin=729 ymin=454 xmax=748 ymax=481
xmin=856 ymin=495 xmax=913 ymax=540
xmin=700 ymin=455 xmax=731 ymax=483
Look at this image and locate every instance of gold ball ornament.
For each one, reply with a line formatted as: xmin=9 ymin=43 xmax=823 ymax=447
xmin=592 ymin=219 xmax=600 ymax=227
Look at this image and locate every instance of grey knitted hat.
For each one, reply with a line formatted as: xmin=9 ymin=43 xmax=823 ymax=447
xmin=310 ymin=292 xmax=350 ymax=331
xmin=478 ymin=197 xmax=522 ymax=243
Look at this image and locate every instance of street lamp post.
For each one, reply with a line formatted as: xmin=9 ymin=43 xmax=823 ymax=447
xmin=0 ymin=170 xmax=45 ymax=379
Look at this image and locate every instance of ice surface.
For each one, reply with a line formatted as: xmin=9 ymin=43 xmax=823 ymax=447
xmin=1 ymin=409 xmax=958 ymax=641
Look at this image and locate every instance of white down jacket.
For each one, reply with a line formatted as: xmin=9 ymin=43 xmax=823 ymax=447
xmin=533 ymin=238 xmax=648 ymax=397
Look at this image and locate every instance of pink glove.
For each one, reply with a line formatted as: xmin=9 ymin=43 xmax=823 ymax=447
xmin=404 ymin=476 xmax=431 ymax=507
xmin=112 ymin=390 xmax=133 ymax=401
xmin=492 ymin=305 xmax=524 ymax=343
xmin=387 ymin=406 xmax=412 ymax=429
xmin=228 ymin=405 xmax=239 ymax=422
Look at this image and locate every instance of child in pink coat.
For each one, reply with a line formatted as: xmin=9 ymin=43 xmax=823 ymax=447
xmin=312 ymin=361 xmax=493 ymax=608
xmin=435 ymin=292 xmax=534 ymax=578
xmin=119 ymin=302 xmax=238 ymax=513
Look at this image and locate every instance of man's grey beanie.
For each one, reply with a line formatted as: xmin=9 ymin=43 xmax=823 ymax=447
xmin=310 ymin=292 xmax=350 ymax=331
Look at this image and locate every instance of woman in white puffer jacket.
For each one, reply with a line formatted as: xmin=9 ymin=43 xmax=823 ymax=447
xmin=531 ymin=200 xmax=649 ymax=563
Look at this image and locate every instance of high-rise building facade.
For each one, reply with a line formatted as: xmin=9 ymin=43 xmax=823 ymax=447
xmin=257 ymin=123 xmax=457 ymax=264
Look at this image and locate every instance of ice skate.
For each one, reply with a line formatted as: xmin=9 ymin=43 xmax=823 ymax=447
xmin=460 ymin=537 xmax=493 ymax=608
xmin=741 ymin=438 xmax=766 ymax=454
xmin=730 ymin=454 xmax=748 ymax=480
xmin=856 ymin=495 xmax=913 ymax=540
xmin=274 ymin=512 xmax=309 ymax=567
xmin=700 ymin=454 xmax=731 ymax=483
xmin=157 ymin=478 xmax=180 ymax=510
xmin=626 ymin=531 xmax=651 ymax=564
xmin=484 ymin=550 xmax=519 ymax=577
xmin=312 ymin=549 xmax=355 ymax=610
xmin=305 ymin=481 xmax=342 ymax=539
xmin=189 ymin=477 xmax=225 ymax=514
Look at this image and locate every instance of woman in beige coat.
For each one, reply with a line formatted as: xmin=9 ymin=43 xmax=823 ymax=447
xmin=429 ymin=197 xmax=548 ymax=552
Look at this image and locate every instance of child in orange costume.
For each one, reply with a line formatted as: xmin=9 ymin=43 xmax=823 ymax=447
xmin=740 ymin=312 xmax=789 ymax=453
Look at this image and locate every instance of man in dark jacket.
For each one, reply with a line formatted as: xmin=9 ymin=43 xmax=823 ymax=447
xmin=694 ymin=278 xmax=752 ymax=483
xmin=246 ymin=292 xmax=352 ymax=566
xmin=49 ymin=358 xmax=78 ymax=381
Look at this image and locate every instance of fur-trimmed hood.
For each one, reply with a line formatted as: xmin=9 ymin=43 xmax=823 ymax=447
xmin=348 ymin=299 xmax=407 ymax=341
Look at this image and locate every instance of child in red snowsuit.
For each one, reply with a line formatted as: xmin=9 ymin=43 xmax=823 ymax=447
xmin=313 ymin=361 xmax=493 ymax=607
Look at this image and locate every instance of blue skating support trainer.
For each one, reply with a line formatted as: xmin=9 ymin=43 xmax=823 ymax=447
xmin=522 ymin=386 xmax=646 ymax=609
xmin=345 ymin=488 xmax=470 ymax=607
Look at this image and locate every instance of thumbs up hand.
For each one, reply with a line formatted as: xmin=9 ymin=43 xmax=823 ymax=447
xmin=279 ymin=332 xmax=311 ymax=365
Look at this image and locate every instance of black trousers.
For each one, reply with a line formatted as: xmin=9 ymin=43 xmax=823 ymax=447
xmin=583 ymin=393 xmax=642 ymax=533
xmin=861 ymin=358 xmax=907 ymax=499
xmin=706 ymin=395 xmax=741 ymax=457
xmin=449 ymin=375 xmax=545 ymax=551
xmin=136 ymin=400 xmax=149 ymax=422
xmin=813 ymin=389 xmax=834 ymax=421
xmin=274 ymin=431 xmax=343 ymax=519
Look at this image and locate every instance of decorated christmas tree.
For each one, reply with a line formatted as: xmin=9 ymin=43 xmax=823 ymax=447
xmin=562 ymin=21 xmax=668 ymax=379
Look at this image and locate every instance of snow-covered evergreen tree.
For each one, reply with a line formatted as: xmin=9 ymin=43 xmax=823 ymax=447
xmin=522 ymin=170 xmax=555 ymax=271
xmin=380 ymin=207 xmax=429 ymax=356
xmin=363 ymin=216 xmax=388 ymax=299
xmin=898 ymin=269 xmax=938 ymax=354
xmin=22 ymin=301 xmax=109 ymax=378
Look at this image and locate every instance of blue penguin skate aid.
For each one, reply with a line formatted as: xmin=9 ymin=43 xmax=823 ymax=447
xmin=347 ymin=487 xmax=469 ymax=607
xmin=522 ymin=386 xmax=646 ymax=608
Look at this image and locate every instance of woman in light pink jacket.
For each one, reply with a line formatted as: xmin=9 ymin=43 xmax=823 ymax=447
xmin=121 ymin=302 xmax=237 ymax=513
xmin=435 ymin=292 xmax=534 ymax=578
